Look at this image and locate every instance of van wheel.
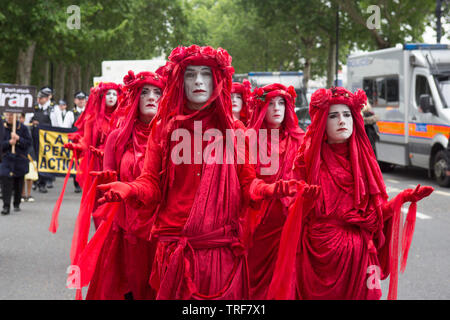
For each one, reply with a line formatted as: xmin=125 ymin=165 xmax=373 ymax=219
xmin=379 ymin=161 xmax=395 ymax=172
xmin=433 ymin=150 xmax=450 ymax=187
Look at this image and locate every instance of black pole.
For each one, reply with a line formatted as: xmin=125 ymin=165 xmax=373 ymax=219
xmin=436 ymin=0 xmax=442 ymax=43
xmin=50 ymin=61 xmax=54 ymax=89
xmin=335 ymin=4 xmax=339 ymax=86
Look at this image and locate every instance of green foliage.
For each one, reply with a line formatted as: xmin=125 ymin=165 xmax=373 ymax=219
xmin=0 ymin=0 xmax=440 ymax=87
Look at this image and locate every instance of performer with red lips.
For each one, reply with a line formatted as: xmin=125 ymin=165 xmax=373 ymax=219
xmin=95 ymin=45 xmax=317 ymax=300
xmin=244 ymin=83 xmax=320 ymax=299
xmin=231 ymin=79 xmax=252 ymax=127
xmin=76 ymin=71 xmax=166 ymax=300
xmin=268 ymin=87 xmax=433 ymax=300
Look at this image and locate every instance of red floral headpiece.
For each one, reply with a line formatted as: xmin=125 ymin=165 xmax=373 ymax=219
xmin=97 ymin=82 xmax=123 ymax=96
xmin=165 ymin=44 xmax=235 ymax=77
xmin=309 ymin=86 xmax=367 ymax=119
xmin=123 ymin=70 xmax=166 ymax=91
xmin=250 ymin=83 xmax=297 ymax=111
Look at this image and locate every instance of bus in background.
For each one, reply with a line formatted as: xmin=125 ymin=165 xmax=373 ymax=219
xmin=347 ymin=43 xmax=450 ymax=187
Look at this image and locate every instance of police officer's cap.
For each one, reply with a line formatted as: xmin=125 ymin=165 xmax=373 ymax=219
xmin=59 ymin=99 xmax=67 ymax=106
xmin=74 ymin=91 xmax=87 ymax=99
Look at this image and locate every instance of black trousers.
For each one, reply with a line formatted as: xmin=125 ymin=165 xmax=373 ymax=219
xmin=1 ymin=176 xmax=24 ymax=209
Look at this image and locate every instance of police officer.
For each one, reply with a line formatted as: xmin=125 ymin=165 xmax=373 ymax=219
xmin=0 ymin=112 xmax=31 ymax=215
xmin=31 ymin=87 xmax=56 ymax=193
xmin=73 ymin=91 xmax=87 ymax=126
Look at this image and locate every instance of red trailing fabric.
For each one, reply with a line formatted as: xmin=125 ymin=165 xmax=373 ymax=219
xmin=267 ymin=185 xmax=305 ymax=300
xmin=76 ymin=202 xmax=120 ymax=290
xmin=400 ymin=201 xmax=417 ymax=273
xmin=75 ymin=288 xmax=83 ymax=300
xmin=70 ymin=176 xmax=99 ymax=264
xmin=49 ymin=157 xmax=75 ymax=233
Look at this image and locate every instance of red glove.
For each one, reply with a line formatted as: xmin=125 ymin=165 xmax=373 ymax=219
xmin=301 ymin=182 xmax=321 ymax=199
xmin=90 ymin=146 xmax=104 ymax=159
xmin=90 ymin=170 xmax=117 ymax=185
xmin=261 ymin=179 xmax=301 ymax=199
xmin=97 ymin=182 xmax=133 ymax=205
xmin=402 ymin=184 xmax=434 ymax=203
xmin=64 ymin=142 xmax=84 ymax=158
xmin=68 ymin=132 xmax=81 ymax=143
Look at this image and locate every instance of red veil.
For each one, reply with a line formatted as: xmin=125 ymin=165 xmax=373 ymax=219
xmin=78 ymin=70 xmax=166 ymax=300
xmin=245 ymin=83 xmax=305 ymax=299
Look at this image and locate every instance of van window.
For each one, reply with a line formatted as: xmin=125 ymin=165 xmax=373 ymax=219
xmin=363 ymin=76 xmax=399 ymax=107
xmin=415 ymin=75 xmax=432 ymax=107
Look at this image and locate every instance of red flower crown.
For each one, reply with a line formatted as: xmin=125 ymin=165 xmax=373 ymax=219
xmin=164 ymin=45 xmax=235 ymax=77
xmin=309 ymin=86 xmax=367 ymax=118
xmin=122 ymin=70 xmax=166 ymax=91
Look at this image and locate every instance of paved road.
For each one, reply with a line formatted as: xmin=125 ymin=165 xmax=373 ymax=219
xmin=0 ymin=167 xmax=449 ymax=300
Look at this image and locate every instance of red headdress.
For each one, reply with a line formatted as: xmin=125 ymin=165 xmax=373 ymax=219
xmin=151 ymin=44 xmax=235 ymax=137
xmin=113 ymin=70 xmax=166 ymax=169
xmin=231 ymin=79 xmax=252 ymax=125
xmin=90 ymin=82 xmax=123 ymax=146
xmin=297 ymin=86 xmax=387 ymax=207
xmin=248 ymin=83 xmax=304 ymax=179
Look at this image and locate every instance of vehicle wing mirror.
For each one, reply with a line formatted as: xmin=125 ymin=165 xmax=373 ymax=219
xmin=419 ymin=94 xmax=436 ymax=114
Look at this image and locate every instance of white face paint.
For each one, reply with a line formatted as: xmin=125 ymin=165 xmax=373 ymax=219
xmin=184 ymin=65 xmax=213 ymax=110
xmin=231 ymin=93 xmax=243 ymax=118
xmin=105 ymin=89 xmax=118 ymax=108
xmin=326 ymin=104 xmax=353 ymax=144
xmin=139 ymin=85 xmax=162 ymax=119
xmin=264 ymin=96 xmax=286 ymax=129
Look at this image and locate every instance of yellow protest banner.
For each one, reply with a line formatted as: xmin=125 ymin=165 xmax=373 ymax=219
xmin=38 ymin=126 xmax=77 ymax=175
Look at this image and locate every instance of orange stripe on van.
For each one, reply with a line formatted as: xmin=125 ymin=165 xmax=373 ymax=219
xmin=377 ymin=121 xmax=450 ymax=139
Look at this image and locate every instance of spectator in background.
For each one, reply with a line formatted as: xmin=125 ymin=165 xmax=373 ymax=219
xmin=0 ymin=112 xmax=31 ymax=215
xmin=31 ymin=87 xmax=55 ymax=193
xmin=19 ymin=113 xmax=37 ymax=203
xmin=73 ymin=91 xmax=87 ymax=125
xmin=51 ymin=100 xmax=75 ymax=128
xmin=71 ymin=91 xmax=87 ymax=194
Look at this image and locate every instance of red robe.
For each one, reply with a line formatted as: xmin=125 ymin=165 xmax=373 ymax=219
xmin=295 ymin=142 xmax=391 ymax=299
xmin=247 ymin=128 xmax=303 ymax=299
xmin=128 ymin=106 xmax=255 ymax=299
xmin=86 ymin=120 xmax=157 ymax=299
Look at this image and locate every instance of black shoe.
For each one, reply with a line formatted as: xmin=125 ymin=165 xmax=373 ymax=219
xmin=74 ymin=186 xmax=81 ymax=193
xmin=1 ymin=208 xmax=10 ymax=215
xmin=39 ymin=186 xmax=48 ymax=193
xmin=13 ymin=206 xmax=20 ymax=212
xmin=47 ymin=181 xmax=54 ymax=189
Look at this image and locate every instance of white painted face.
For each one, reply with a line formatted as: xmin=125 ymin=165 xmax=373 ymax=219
xmin=139 ymin=84 xmax=162 ymax=118
xmin=326 ymin=104 xmax=353 ymax=144
xmin=184 ymin=65 xmax=213 ymax=110
xmin=231 ymin=93 xmax=243 ymax=116
xmin=105 ymin=89 xmax=118 ymax=108
xmin=264 ymin=96 xmax=286 ymax=129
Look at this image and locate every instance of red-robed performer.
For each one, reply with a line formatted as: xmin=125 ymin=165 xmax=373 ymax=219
xmin=50 ymin=84 xmax=122 ymax=235
xmin=96 ymin=45 xmax=315 ymax=300
xmin=245 ymin=83 xmax=318 ymax=299
xmin=231 ymin=79 xmax=252 ymax=127
xmin=76 ymin=71 xmax=166 ymax=300
xmin=268 ymin=87 xmax=433 ymax=300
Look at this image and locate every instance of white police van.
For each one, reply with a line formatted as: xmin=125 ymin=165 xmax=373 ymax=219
xmin=347 ymin=43 xmax=450 ymax=186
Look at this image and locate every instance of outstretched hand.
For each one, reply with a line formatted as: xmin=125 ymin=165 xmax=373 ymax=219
xmin=97 ymin=181 xmax=133 ymax=205
xmin=90 ymin=170 xmax=117 ymax=185
xmin=301 ymin=182 xmax=321 ymax=199
xmin=90 ymin=145 xmax=104 ymax=159
xmin=404 ymin=184 xmax=434 ymax=203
